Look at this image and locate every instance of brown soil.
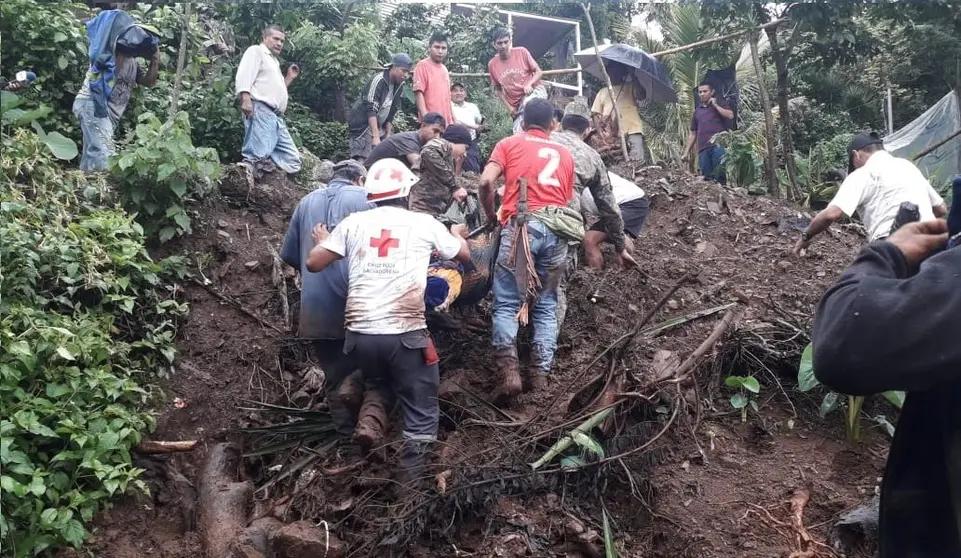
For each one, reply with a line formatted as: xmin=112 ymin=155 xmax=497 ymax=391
xmin=84 ymin=166 xmax=888 ymax=558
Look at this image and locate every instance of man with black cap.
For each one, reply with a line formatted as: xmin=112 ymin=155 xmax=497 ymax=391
xmin=280 ymin=160 xmax=374 ymax=449
xmin=408 ymin=124 xmax=472 ymax=216
xmin=363 ymin=112 xmax=447 ymax=170
xmin=348 ymin=53 xmax=413 ymax=162
xmin=793 ymin=131 xmax=947 ymax=256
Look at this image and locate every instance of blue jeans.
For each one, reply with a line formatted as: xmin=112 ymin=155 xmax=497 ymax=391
xmin=698 ymin=144 xmax=726 ymax=185
xmin=242 ymin=101 xmax=302 ymax=173
xmin=73 ymin=97 xmax=115 ymax=172
xmin=492 ymin=219 xmax=568 ymax=373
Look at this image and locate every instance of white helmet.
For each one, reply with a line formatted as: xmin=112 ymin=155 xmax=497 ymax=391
xmin=366 ymin=158 xmax=418 ymax=202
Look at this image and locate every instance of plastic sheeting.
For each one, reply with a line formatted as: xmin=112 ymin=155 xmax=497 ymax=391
xmin=885 ymin=90 xmax=961 ymax=193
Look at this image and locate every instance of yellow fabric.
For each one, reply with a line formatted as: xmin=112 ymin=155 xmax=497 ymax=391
xmin=591 ymin=82 xmax=644 ymax=136
xmin=427 ymin=267 xmax=462 ymax=310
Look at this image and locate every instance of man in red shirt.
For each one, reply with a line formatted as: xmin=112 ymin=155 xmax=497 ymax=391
xmin=488 ymin=27 xmax=546 ymax=135
xmin=413 ymin=32 xmax=454 ymax=128
xmin=479 ymin=98 xmax=577 ymax=401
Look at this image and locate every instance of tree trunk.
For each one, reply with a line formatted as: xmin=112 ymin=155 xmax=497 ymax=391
xmin=749 ymin=31 xmax=780 ymax=198
xmin=168 ymin=1 xmax=191 ymax=120
xmin=765 ymin=25 xmax=800 ymax=200
xmin=581 ymin=3 xmax=631 ymax=162
xmin=333 ymin=86 xmax=348 ymax=122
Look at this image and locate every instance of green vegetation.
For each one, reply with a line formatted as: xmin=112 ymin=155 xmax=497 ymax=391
xmin=724 ymin=375 xmax=760 ymax=422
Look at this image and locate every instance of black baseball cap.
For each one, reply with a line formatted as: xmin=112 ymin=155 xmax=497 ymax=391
xmin=847 ymin=131 xmax=883 ymax=173
xmin=388 ymin=53 xmax=413 ymax=70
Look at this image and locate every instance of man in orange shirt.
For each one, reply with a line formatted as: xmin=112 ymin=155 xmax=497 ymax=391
xmin=479 ymin=98 xmax=577 ymax=401
xmin=488 ymin=28 xmax=546 ymax=135
xmin=413 ymin=32 xmax=454 ymax=129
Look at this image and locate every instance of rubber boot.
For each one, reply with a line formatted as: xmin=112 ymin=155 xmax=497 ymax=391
xmin=353 ymin=389 xmax=390 ymax=455
xmin=493 ymin=345 xmax=522 ymax=403
xmin=394 ymin=439 xmax=431 ymax=498
xmin=528 ymin=345 xmax=550 ymax=392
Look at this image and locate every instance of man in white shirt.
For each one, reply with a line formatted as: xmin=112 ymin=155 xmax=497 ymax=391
xmin=235 ymin=25 xmax=302 ymax=177
xmin=581 ymin=172 xmax=650 ymax=269
xmin=306 ymin=161 xmax=470 ymax=489
xmin=794 ymin=132 xmax=947 ymax=255
xmin=450 ymin=82 xmax=485 ymax=173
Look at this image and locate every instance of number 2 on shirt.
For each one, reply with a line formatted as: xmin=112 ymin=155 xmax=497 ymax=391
xmin=537 ymin=147 xmax=561 ymax=187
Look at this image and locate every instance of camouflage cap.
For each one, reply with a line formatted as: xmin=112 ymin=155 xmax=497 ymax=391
xmin=563 ymin=97 xmax=592 ymax=121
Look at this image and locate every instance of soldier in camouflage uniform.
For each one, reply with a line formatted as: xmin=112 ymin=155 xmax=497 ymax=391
xmin=408 ymin=124 xmax=472 ymax=217
xmin=550 ymin=99 xmax=638 ymax=327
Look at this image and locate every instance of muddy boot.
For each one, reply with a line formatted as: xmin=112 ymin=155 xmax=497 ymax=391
xmin=337 ymin=370 xmax=365 ymax=416
xmin=527 ymin=345 xmax=551 ymax=392
xmin=353 ymin=389 xmax=390 ymax=456
xmin=493 ymin=346 xmax=522 ymax=403
xmin=393 ymin=440 xmax=431 ymax=499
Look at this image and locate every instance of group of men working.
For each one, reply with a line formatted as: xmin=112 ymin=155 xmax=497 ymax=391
xmin=282 ymin=81 xmax=648 ymax=490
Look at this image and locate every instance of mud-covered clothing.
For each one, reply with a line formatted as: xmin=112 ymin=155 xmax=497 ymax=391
xmin=281 ymin=178 xmax=374 ymax=339
xmin=364 ymin=131 xmax=422 ymax=169
xmin=321 ymin=206 xmax=462 ymax=335
xmin=408 ymin=138 xmax=458 ymax=216
xmin=812 ymin=241 xmax=961 ymax=558
xmin=550 ymin=130 xmax=626 ymax=252
xmin=345 ymin=329 xmax=440 ymax=442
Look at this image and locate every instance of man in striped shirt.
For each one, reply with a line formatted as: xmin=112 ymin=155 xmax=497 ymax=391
xmin=348 ymin=54 xmax=413 ymax=162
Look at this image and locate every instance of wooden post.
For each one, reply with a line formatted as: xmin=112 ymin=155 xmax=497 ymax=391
xmin=749 ymin=31 xmax=780 ymax=198
xmin=581 ymin=3 xmax=630 ymax=162
xmin=168 ymin=1 xmax=191 ymax=120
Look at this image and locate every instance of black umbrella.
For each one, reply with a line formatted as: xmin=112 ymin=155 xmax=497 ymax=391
xmin=575 ymin=43 xmax=678 ymax=103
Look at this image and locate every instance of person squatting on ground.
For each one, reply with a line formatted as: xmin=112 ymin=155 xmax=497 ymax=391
xmin=74 ymin=9 xmax=160 ymax=171
xmin=479 ymin=98 xmax=578 ymax=401
xmin=811 ymin=218 xmax=961 ymax=558
xmin=279 ymin=160 xmax=373 ymax=447
xmin=450 ymin=82 xmax=486 ymax=173
xmin=581 ymin=171 xmax=650 ymax=270
xmin=408 ymin=124 xmax=472 ymax=217
xmin=348 ymin=53 xmax=412 ymax=162
xmin=793 ymin=131 xmax=947 ymax=256
xmin=591 ymin=64 xmax=649 ymax=163
xmin=363 ymin=112 xmax=446 ymax=170
xmin=305 ymin=168 xmax=470 ymax=489
xmin=235 ymin=24 xmax=302 ymax=176
xmin=413 ymin=32 xmax=455 ymax=130
xmin=488 ymin=27 xmax=546 ymax=135
xmin=682 ymin=82 xmax=733 ymax=184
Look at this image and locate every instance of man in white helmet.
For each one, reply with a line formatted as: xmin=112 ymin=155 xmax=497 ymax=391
xmin=306 ymin=157 xmax=471 ymax=490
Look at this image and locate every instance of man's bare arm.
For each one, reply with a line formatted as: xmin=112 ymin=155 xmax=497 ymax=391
xmin=415 ymin=91 xmax=428 ymax=121
xmin=479 ymin=161 xmax=503 ymax=221
xmin=306 ymin=246 xmax=343 ymax=273
xmin=138 ymin=52 xmax=161 ymax=87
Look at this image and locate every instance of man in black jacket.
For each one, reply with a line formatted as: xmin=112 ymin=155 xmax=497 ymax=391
xmin=348 ymin=53 xmax=412 ymax=162
xmin=812 ymin=219 xmax=960 ymax=558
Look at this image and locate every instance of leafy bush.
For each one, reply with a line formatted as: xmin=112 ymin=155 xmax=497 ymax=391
xmin=1 ymin=91 xmax=78 ymax=162
xmin=286 ymin=103 xmax=349 ymax=161
xmin=182 ymin=60 xmax=244 ymax=162
xmin=1 ymin=129 xmax=188 ymax=556
xmin=110 ymin=112 xmax=220 ymax=242
xmin=0 ymin=0 xmax=90 ymax=141
xmin=716 ymin=130 xmax=762 ymax=189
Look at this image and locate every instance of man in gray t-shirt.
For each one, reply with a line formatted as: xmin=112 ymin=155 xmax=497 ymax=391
xmin=73 ymin=51 xmax=159 ymax=171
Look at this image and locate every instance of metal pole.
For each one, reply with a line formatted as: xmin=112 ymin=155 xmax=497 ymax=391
xmin=575 ymin=24 xmax=583 ymax=96
xmin=886 ymin=87 xmax=894 ymax=135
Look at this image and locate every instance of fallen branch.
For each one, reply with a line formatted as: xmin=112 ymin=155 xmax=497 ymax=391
xmin=640 ymin=302 xmax=737 ymax=338
xmin=192 ymin=279 xmax=285 ymax=335
xmin=671 ymin=308 xmax=738 ymax=383
xmin=530 ymin=407 xmax=613 ymax=470
xmin=135 ymin=440 xmax=197 ymax=454
xmin=268 ymin=245 xmax=291 ymax=332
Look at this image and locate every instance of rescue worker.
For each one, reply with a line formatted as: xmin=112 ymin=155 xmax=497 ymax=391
xmin=812 ymin=218 xmax=960 ymax=558
xmin=364 ymin=112 xmax=446 ymax=170
xmin=581 ymin=171 xmax=650 ymax=270
xmin=550 ymin=100 xmax=636 ymax=268
xmin=793 ymin=131 xmax=947 ymax=255
xmin=280 ymin=160 xmax=373 ymax=448
xmin=306 ymin=158 xmax=470 ymax=489
xmin=408 ymin=124 xmax=472 ymax=217
xmin=479 ymin=98 xmax=579 ymax=400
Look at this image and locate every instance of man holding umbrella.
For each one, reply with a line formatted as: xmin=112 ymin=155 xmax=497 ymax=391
xmin=591 ymin=63 xmax=648 ymax=163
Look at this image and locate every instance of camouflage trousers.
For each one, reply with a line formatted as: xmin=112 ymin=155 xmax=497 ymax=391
xmin=555 ymin=242 xmax=579 ymax=336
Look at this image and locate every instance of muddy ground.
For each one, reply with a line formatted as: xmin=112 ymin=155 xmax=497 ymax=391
xmin=83 ymin=165 xmax=889 ymax=558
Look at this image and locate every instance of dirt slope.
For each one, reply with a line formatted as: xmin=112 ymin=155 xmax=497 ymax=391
xmin=82 ymin=166 xmax=888 ymax=558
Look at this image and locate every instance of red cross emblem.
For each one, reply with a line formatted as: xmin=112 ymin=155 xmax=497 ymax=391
xmin=369 ymin=229 xmax=400 ymax=257
xmin=374 ymin=168 xmax=406 ymax=182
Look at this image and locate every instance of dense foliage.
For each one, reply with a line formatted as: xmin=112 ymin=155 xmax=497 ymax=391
xmin=1 ymin=119 xmax=188 ymax=555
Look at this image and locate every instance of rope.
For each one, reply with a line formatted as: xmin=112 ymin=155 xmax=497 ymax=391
xmin=506 ymin=222 xmax=541 ymax=326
